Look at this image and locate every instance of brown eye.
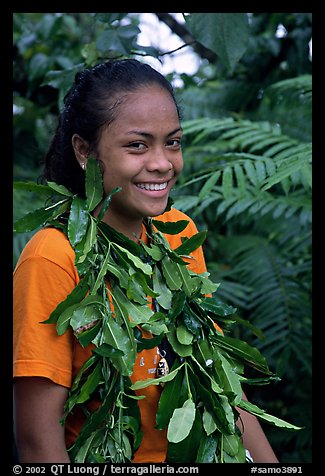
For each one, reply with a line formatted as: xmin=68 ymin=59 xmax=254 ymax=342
xmin=166 ymin=139 xmax=182 ymax=149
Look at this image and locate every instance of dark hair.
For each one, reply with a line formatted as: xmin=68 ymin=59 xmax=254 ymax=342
xmin=42 ymin=59 xmax=181 ymax=196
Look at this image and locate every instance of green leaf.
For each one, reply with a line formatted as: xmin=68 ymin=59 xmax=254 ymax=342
xmin=196 ymin=432 xmax=219 ymax=463
xmin=161 ymin=256 xmax=182 ymax=290
xmin=75 ymin=216 xmax=97 ymax=264
xmin=70 ymin=304 xmax=102 ymax=334
xmin=68 ymin=196 xmax=89 ymax=247
xmin=56 ymin=294 xmax=104 ymax=335
xmin=176 ymin=323 xmax=194 ymax=345
xmin=198 ymin=170 xmax=221 ymax=202
xmin=237 ymin=400 xmax=302 ymax=430
xmin=156 ymin=364 xmax=184 ymax=429
xmin=167 ymin=409 xmax=203 ymax=463
xmin=167 ymin=398 xmax=196 ymax=443
xmin=213 ymin=350 xmax=242 ymax=405
xmin=42 ymin=277 xmax=89 ymax=324
xmin=96 ymin=187 xmax=122 ymax=222
xmin=14 ymin=199 xmax=70 ymax=233
xmin=113 ymin=243 xmax=152 ymax=275
xmin=167 ymin=329 xmax=193 ymax=357
xmin=174 ymin=231 xmax=207 ymax=256
xmin=85 ymin=157 xmax=104 ymax=211
xmin=202 ymin=408 xmax=218 ymax=436
xmin=131 ymin=363 xmax=185 ymax=390
xmin=185 ymin=13 xmax=249 ymax=72
xmin=47 ymin=181 xmax=73 ymax=197
xmin=152 ymin=265 xmax=172 ymax=310
xmin=223 ymin=433 xmax=239 ymax=457
xmin=102 ymin=317 xmax=136 ymax=376
xmin=76 ymin=362 xmax=102 ymax=404
xmin=212 ymin=334 xmax=271 ymax=374
xmin=112 ymin=286 xmax=154 ymax=325
xmin=176 ymin=263 xmax=195 ymax=297
xmin=152 ymin=219 xmax=189 ymax=234
xmin=13 ymin=181 xmax=54 ymax=196
xmin=199 ymin=297 xmax=237 ymax=317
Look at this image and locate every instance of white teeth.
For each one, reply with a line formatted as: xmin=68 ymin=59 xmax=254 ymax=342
xmin=136 ymin=182 xmax=167 ymax=191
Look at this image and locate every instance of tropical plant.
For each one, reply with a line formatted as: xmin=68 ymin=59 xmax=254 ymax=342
xmin=172 ymin=74 xmax=312 ymax=462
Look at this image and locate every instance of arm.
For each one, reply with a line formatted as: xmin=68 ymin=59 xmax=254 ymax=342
xmin=237 ymin=392 xmax=279 ymax=463
xmin=13 ymin=377 xmax=70 ymax=463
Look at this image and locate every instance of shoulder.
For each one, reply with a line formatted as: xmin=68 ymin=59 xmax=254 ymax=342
xmin=15 ymin=227 xmax=75 ymax=272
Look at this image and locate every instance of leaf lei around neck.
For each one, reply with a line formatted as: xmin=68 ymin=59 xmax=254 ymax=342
xmin=14 ymin=158 xmax=301 ymax=463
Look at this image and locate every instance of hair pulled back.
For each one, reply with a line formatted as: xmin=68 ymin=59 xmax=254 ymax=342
xmin=43 ymin=59 xmax=180 ymax=196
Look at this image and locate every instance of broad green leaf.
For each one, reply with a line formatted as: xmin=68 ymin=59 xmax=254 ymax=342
xmin=126 ymin=275 xmax=148 ymax=305
xmin=47 ymin=181 xmax=73 ymax=196
xmin=42 ymin=277 xmax=89 ymax=324
xmin=131 ymin=363 xmax=185 ymax=390
xmin=14 ymin=199 xmax=70 ymax=233
xmin=199 ymin=297 xmax=237 ymax=317
xmin=75 ymin=216 xmax=98 ymax=264
xmin=237 ymin=400 xmax=302 ymax=430
xmin=196 ymin=432 xmax=219 ymax=463
xmin=213 ymin=350 xmax=242 ymax=405
xmin=56 ymin=294 xmax=104 ymax=335
xmin=202 ymin=408 xmax=218 ymax=436
xmin=174 ymin=231 xmax=208 ymax=256
xmin=141 ymin=242 xmax=163 ymax=261
xmin=168 ymin=291 xmax=186 ymax=319
xmin=56 ymin=302 xmax=82 ymax=335
xmin=167 ymin=398 xmax=196 ymax=443
xmin=85 ymin=157 xmax=103 ymax=211
xmin=190 ymin=372 xmax=231 ymax=434
xmin=152 ymin=219 xmax=189 ymax=234
xmin=185 ymin=13 xmax=249 ymax=72
xmin=167 ymin=329 xmax=193 ymax=357
xmin=156 ymin=364 xmax=184 ymax=429
xmin=152 ymin=265 xmax=172 ymax=310
xmin=176 ymin=263 xmax=195 ymax=297
xmin=70 ymin=303 xmax=102 ymax=334
xmin=93 ymin=343 xmax=124 ymax=358
xmin=96 ymin=187 xmax=122 ymax=222
xmin=161 ymin=256 xmax=182 ymax=290
xmin=73 ymin=428 xmax=102 ymax=463
xmin=176 ymin=323 xmax=194 ymax=345
xmin=68 ymin=196 xmax=89 ymax=247
xmin=76 ymin=362 xmax=102 ymax=404
xmin=102 ymin=317 xmax=135 ymax=376
xmin=77 ymin=321 xmax=101 ymax=348
xmin=113 ymin=243 xmax=152 ymax=275
xmin=212 ymin=334 xmax=271 ymax=374
xmin=223 ymin=433 xmax=239 ymax=456
xmin=112 ymin=286 xmax=154 ymax=325
xmin=13 ymin=181 xmax=54 ymax=196
xmin=167 ymin=409 xmax=202 ymax=463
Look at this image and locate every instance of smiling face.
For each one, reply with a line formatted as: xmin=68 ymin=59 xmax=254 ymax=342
xmin=92 ymin=85 xmax=183 ymax=239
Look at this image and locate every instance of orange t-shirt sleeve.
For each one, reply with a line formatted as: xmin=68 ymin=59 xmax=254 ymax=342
xmin=13 ymin=228 xmax=78 ymax=388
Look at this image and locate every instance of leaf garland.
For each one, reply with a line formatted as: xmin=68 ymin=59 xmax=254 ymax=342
xmin=13 ymin=157 xmax=301 ymax=463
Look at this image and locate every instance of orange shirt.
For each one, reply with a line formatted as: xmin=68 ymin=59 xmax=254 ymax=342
xmin=13 ymin=207 xmax=213 ymax=463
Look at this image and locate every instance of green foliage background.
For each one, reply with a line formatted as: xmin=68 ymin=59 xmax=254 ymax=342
xmin=13 ymin=12 xmax=312 ymax=463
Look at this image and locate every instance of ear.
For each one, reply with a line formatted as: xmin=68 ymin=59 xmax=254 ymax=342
xmin=72 ymin=134 xmax=90 ymax=170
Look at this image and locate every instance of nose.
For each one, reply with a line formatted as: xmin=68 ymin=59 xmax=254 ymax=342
xmin=146 ymin=147 xmax=173 ymax=173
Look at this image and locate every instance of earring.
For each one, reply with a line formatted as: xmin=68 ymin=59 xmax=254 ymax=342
xmin=81 ymin=163 xmax=86 ymax=170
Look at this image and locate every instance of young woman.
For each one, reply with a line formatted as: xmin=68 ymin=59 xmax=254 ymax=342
xmin=13 ymin=59 xmax=279 ymax=463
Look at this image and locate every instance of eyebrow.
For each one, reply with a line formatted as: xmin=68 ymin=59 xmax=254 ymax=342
xmin=125 ymin=127 xmax=183 ymax=138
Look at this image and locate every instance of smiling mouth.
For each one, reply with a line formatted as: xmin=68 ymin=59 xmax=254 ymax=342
xmin=135 ymin=182 xmax=168 ymax=191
